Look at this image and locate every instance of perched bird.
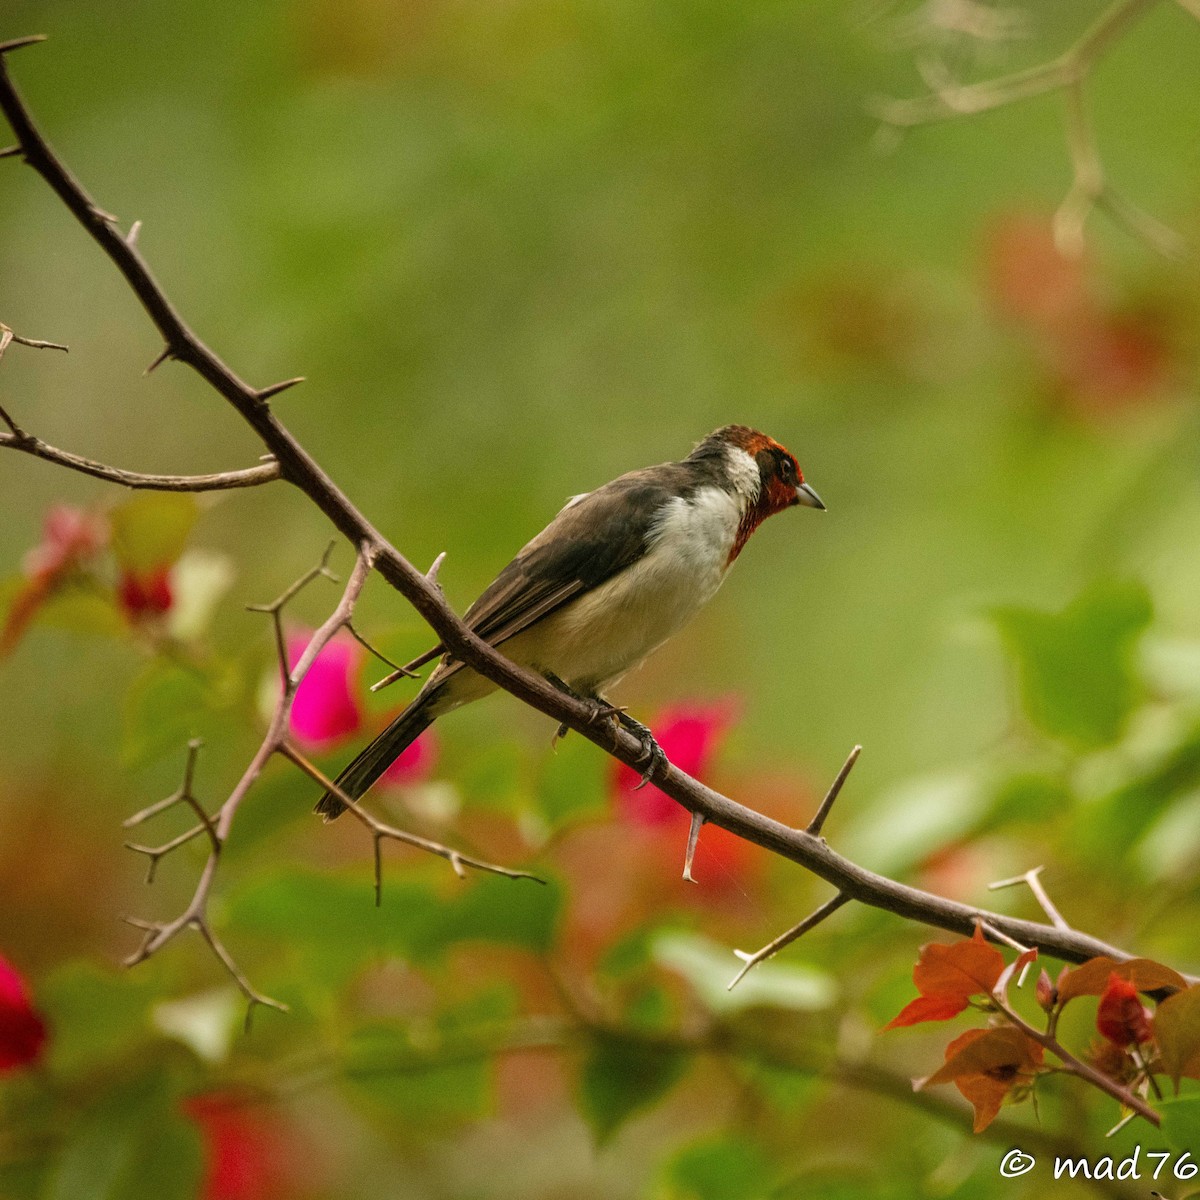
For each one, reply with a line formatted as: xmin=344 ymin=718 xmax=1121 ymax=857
xmin=315 ymin=424 xmax=823 ymax=819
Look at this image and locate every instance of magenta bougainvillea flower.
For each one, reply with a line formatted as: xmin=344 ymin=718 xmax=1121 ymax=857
xmin=610 ymin=700 xmax=739 ymax=825
xmin=286 ymin=630 xmax=365 ymax=749
xmin=0 ymin=954 xmax=47 ymax=1072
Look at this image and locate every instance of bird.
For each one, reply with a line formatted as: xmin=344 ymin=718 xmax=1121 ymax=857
xmin=315 ymin=424 xmax=824 ymax=819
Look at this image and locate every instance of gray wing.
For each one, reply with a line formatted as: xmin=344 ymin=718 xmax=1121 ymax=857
xmin=403 ymin=464 xmax=691 ymax=677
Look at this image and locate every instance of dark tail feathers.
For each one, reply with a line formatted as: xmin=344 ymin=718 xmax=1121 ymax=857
xmin=314 ymin=693 xmax=437 ymax=820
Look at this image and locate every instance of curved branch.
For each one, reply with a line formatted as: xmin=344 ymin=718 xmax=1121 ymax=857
xmin=0 ymin=40 xmax=1183 ymax=977
xmin=0 ymin=431 xmax=281 ymax=490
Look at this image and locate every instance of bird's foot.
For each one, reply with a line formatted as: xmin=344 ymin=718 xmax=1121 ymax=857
xmin=544 ymin=674 xmax=625 ymax=741
xmin=615 ymin=711 xmax=668 ymax=790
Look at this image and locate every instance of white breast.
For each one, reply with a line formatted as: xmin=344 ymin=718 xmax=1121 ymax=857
xmin=501 ymin=485 xmax=743 ymax=694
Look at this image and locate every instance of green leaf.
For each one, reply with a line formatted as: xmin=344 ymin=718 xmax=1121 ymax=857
xmin=343 ymin=987 xmax=515 ymax=1127
xmin=537 ymin=732 xmax=607 ymax=828
xmin=663 ymin=1134 xmax=776 ymax=1200
xmin=1158 ymin=1094 xmax=1200 ymax=1154
xmin=226 ymin=868 xmax=560 ymax=989
xmin=993 ymin=580 xmax=1151 ymax=748
xmin=47 ymin=1069 xmax=203 ymax=1200
xmin=652 ymin=931 xmax=837 ymax=1015
xmin=110 ymin=494 xmax=198 ymax=572
xmin=578 ymin=1033 xmax=688 ymax=1145
xmin=122 ymin=656 xmax=242 ymax=766
xmin=39 ymin=963 xmax=161 ymax=1075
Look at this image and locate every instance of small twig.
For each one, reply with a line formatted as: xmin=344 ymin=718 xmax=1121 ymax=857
xmin=805 ymin=744 xmax=861 ymax=837
xmin=728 ymin=892 xmax=850 ymax=990
xmin=279 ymin=744 xmax=543 ymax=906
xmin=195 ymin=921 xmax=288 ymax=1029
xmin=989 ymin=866 xmax=1070 ymax=932
xmin=871 ymin=0 xmax=1186 ymax=259
xmin=977 ymin=919 xmax=1035 ymax=986
xmin=344 ymin=621 xmax=409 ymax=675
xmin=0 ymin=430 xmax=282 ymax=491
xmin=991 ymin=989 xmax=1160 ymax=1128
xmin=124 ymin=824 xmax=207 ymax=884
xmin=246 ymin=541 xmax=339 ymax=688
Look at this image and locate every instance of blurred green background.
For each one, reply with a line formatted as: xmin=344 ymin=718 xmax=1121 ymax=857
xmin=2 ymin=0 xmax=1199 ymax=1196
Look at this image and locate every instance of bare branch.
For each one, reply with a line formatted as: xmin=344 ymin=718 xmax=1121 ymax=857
xmin=871 ymin=0 xmax=1187 ymax=259
xmin=279 ymin=744 xmax=543 ymax=905
xmin=0 ymin=431 xmax=281 ymax=491
xmin=989 ymin=865 xmax=1071 ymax=931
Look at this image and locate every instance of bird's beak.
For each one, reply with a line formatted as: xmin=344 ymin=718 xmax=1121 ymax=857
xmin=796 ymin=482 xmax=825 ymax=511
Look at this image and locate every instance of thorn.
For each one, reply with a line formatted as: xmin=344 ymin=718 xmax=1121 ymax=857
xmin=0 ymin=145 xmax=23 ymax=159
xmin=256 ymin=376 xmax=304 ymax=401
xmin=126 ymin=219 xmax=142 ymax=247
xmin=682 ymin=811 xmax=704 ymax=883
xmin=426 ymin=552 xmax=446 ymax=586
xmin=89 ymin=204 xmax=118 ymax=224
xmin=0 ymin=35 xmax=48 ymax=55
xmin=144 ymin=345 xmax=172 ymax=375
xmin=804 ymin=745 xmax=861 ymax=838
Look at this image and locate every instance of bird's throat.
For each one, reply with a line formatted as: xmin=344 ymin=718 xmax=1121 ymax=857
xmin=728 ymin=478 xmax=793 ymax=564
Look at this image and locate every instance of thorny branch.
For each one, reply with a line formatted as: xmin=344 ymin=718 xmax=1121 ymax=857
xmin=0 ymin=36 xmax=1190 ymax=1023
xmin=871 ymin=0 xmax=1193 ymax=259
xmin=121 ymin=544 xmax=532 ymax=1021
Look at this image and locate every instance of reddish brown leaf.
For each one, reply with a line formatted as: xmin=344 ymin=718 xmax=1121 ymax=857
xmin=883 ymin=994 xmax=970 ymax=1030
xmin=1154 ymin=984 xmax=1200 ymax=1085
xmin=1057 ymin=957 xmax=1186 ymax=1005
xmin=918 ymin=1026 xmax=1044 ymax=1133
xmin=884 ymin=925 xmax=1005 ymax=1029
xmin=1096 ymin=973 xmax=1154 ymax=1047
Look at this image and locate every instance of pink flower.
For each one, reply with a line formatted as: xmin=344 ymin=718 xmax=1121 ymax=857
xmin=611 ymin=700 xmax=739 ymax=825
xmin=3 ymin=504 xmax=108 ymax=656
xmin=380 ymin=729 xmax=438 ymax=787
xmin=287 ymin=630 xmax=364 ymax=749
xmin=0 ymin=954 xmax=47 ymax=1072
xmin=22 ymin=504 xmax=107 ymax=581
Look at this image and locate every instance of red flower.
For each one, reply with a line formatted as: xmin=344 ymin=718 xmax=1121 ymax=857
xmin=380 ymin=729 xmax=438 ymax=787
xmin=184 ymin=1094 xmax=296 ymax=1200
xmin=611 ymin=700 xmax=738 ymax=826
xmin=286 ymin=630 xmax=364 ymax=749
xmin=609 ymin=700 xmax=752 ymax=885
xmin=117 ymin=565 xmax=174 ymax=620
xmin=0 ymin=954 xmax=48 ymax=1072
xmin=1096 ymin=972 xmax=1153 ymax=1047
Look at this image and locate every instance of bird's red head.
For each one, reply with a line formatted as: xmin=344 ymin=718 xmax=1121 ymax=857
xmin=704 ymin=425 xmax=824 ymax=562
